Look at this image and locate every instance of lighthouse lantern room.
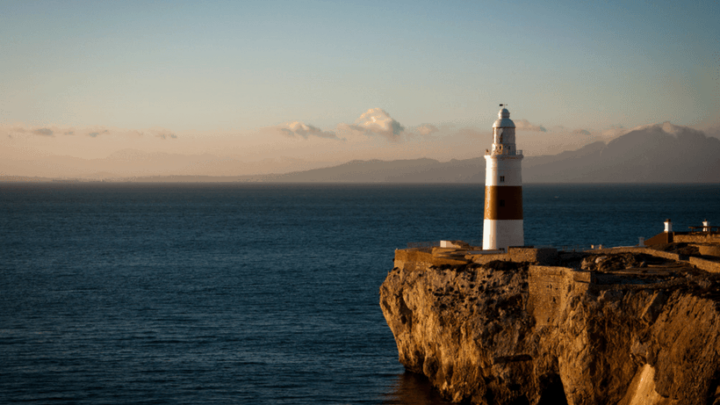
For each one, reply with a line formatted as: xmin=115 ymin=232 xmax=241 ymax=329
xmin=483 ymin=104 xmax=524 ymax=251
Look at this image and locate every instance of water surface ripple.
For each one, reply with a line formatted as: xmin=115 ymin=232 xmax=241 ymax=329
xmin=1 ymin=183 xmax=718 ymax=404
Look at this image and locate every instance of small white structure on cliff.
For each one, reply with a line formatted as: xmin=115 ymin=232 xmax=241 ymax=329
xmin=483 ymin=105 xmax=524 ymax=251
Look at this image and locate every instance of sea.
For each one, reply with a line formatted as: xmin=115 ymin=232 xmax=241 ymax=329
xmin=1 ymin=183 xmax=719 ymax=404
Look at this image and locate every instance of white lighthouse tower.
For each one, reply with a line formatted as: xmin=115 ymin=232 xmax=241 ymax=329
xmin=483 ymin=105 xmax=524 ymax=251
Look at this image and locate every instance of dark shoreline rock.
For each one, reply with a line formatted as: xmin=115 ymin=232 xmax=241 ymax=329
xmin=380 ymin=250 xmax=720 ymax=405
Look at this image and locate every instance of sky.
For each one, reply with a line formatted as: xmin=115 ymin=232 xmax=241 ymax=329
xmin=1 ymin=0 xmax=719 ymax=177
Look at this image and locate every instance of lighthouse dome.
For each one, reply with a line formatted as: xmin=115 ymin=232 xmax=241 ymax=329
xmin=493 ymin=107 xmax=515 ymax=128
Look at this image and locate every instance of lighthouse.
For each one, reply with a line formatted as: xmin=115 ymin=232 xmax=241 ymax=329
xmin=483 ymin=105 xmax=524 ymax=251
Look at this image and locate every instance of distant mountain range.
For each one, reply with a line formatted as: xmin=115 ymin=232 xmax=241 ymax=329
xmin=0 ymin=150 xmax=329 ymax=181
xmin=246 ymin=123 xmax=720 ymax=183
xmin=2 ymin=123 xmax=719 ymax=183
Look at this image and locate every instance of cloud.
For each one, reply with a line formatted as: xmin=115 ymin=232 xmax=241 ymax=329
xmin=1 ymin=126 xmax=56 ymax=137
xmin=703 ymin=124 xmax=720 ymax=139
xmin=414 ymin=124 xmax=439 ymax=136
xmin=659 ymin=121 xmax=691 ymax=136
xmin=601 ymin=125 xmax=629 ymax=139
xmin=88 ymin=130 xmax=109 ymax=138
xmin=273 ymin=121 xmax=340 ymax=140
xmin=628 ymin=121 xmax=709 ymax=140
xmin=282 ymin=121 xmax=339 ymax=139
xmin=32 ymin=128 xmax=54 ymax=136
xmin=0 ymin=123 xmax=178 ymax=141
xmin=515 ymin=119 xmax=547 ymax=132
xmin=572 ymin=129 xmax=591 ymax=136
xmin=152 ymin=129 xmax=178 ymax=140
xmin=352 ymin=108 xmax=405 ymax=141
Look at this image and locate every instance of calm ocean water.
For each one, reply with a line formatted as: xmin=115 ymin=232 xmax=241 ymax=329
xmin=1 ymin=183 xmax=719 ymax=404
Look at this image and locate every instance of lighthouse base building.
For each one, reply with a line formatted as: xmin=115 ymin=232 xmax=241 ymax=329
xmin=483 ymin=105 xmax=524 ymax=251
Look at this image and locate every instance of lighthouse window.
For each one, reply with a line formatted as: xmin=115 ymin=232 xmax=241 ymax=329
xmin=500 ymin=176 xmax=505 ymax=183
xmin=500 ymin=200 xmax=505 ymax=207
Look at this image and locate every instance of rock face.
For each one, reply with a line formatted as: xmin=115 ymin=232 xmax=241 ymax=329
xmin=380 ymin=250 xmax=720 ymax=405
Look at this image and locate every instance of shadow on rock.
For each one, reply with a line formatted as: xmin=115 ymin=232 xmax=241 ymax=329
xmin=382 ymin=372 xmax=455 ymax=405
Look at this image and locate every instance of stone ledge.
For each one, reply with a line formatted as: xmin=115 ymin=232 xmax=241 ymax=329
xmin=592 ymin=247 xmax=681 ymax=262
xmin=689 ymin=256 xmax=720 ymax=274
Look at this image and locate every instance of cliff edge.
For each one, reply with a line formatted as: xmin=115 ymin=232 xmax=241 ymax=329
xmin=380 ymin=245 xmax=720 ymax=404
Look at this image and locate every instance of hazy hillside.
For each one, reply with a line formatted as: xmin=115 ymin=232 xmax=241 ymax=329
xmin=257 ymin=124 xmax=720 ymax=183
xmin=260 ymin=158 xmax=485 ymax=183
xmin=524 ymin=124 xmax=720 ymax=182
xmin=4 ymin=123 xmax=718 ymax=184
xmin=0 ymin=150 xmax=329 ymax=180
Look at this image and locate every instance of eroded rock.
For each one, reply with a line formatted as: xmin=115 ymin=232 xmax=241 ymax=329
xmin=380 ymin=251 xmax=720 ymax=405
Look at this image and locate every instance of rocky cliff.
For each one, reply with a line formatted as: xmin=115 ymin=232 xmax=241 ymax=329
xmin=380 ymin=249 xmax=720 ymax=404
